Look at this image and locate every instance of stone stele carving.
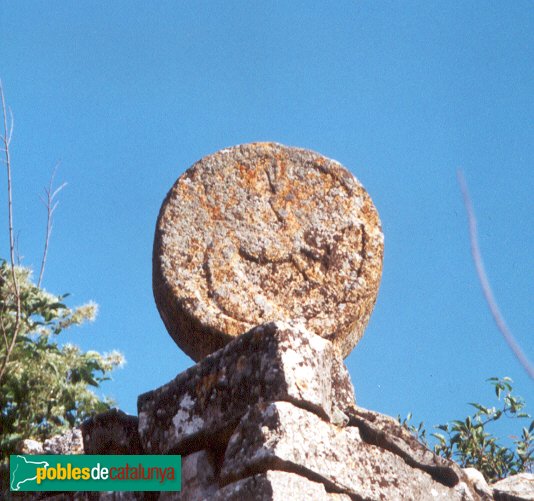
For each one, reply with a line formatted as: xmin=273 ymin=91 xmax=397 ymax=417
xmin=153 ymin=142 xmax=384 ymax=361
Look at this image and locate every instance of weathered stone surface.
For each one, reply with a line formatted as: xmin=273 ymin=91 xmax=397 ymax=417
xmin=153 ymin=142 xmax=384 ymax=361
xmin=81 ymin=409 xmax=142 ymax=455
xmin=329 ymin=353 xmax=355 ymax=419
xmin=43 ymin=428 xmax=84 ymax=455
xmin=492 ymin=473 xmax=534 ymax=500
xmin=72 ymin=492 xmax=147 ymax=500
xmin=213 ymin=471 xmax=352 ymax=500
xmin=138 ymin=321 xmax=355 ymax=454
xmin=221 ymin=401 xmax=479 ymax=500
xmin=18 ymin=438 xmax=45 ymax=454
xmin=463 ymin=468 xmax=493 ymax=498
xmin=17 ymin=429 xmax=84 ymax=456
xmin=159 ymin=450 xmax=218 ymax=501
xmin=346 ymin=405 xmax=465 ymax=487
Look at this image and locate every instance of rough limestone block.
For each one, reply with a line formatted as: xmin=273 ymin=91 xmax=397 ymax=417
xmin=43 ymin=428 xmax=84 ymax=455
xmin=346 ymin=406 xmax=465 ymax=487
xmin=159 ymin=450 xmax=218 ymax=501
xmin=81 ymin=409 xmax=142 ymax=455
xmin=18 ymin=429 xmax=84 ymax=455
xmin=138 ymin=321 xmax=355 ymax=455
xmin=221 ymin=401 xmax=479 ymax=501
xmin=153 ymin=142 xmax=384 ymax=361
xmin=18 ymin=439 xmax=44 ymax=454
xmin=463 ymin=468 xmax=493 ymax=499
xmin=492 ymin=473 xmax=534 ymax=500
xmin=213 ymin=471 xmax=352 ymax=501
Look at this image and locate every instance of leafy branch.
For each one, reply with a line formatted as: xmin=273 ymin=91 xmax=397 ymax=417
xmin=400 ymin=377 xmax=533 ymax=482
xmin=0 ymin=261 xmax=123 ymax=458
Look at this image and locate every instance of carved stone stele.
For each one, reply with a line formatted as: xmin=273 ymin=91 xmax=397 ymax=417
xmin=153 ymin=142 xmax=383 ymax=361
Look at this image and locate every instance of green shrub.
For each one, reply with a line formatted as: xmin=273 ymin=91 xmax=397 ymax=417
xmin=400 ymin=377 xmax=533 ymax=482
xmin=0 ymin=261 xmax=124 ymax=461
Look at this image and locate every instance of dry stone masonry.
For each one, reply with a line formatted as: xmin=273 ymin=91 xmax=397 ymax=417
xmin=138 ymin=322 xmax=483 ymax=500
xmin=153 ymin=142 xmax=384 ymax=361
xmin=13 ymin=143 xmax=531 ymax=499
xmin=137 ymin=321 xmax=356 ymax=456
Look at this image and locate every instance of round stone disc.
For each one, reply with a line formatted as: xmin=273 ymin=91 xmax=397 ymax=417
xmin=153 ymin=143 xmax=383 ymax=361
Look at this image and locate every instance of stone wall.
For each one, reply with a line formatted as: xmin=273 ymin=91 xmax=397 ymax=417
xmin=84 ymin=323 xmax=492 ymax=500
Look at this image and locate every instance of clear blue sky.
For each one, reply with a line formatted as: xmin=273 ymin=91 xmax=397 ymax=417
xmin=1 ymin=2 xmax=532 ymax=442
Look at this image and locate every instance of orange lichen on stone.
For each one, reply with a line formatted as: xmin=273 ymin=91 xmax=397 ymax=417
xmin=153 ymin=142 xmax=384 ymax=361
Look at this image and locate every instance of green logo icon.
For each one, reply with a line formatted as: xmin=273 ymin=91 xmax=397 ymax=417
xmin=10 ymin=455 xmax=51 ymax=491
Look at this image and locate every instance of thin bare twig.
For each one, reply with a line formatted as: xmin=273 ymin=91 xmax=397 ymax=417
xmin=0 ymin=80 xmax=22 ymax=384
xmin=0 ymin=312 xmax=9 ymax=352
xmin=37 ymin=163 xmax=66 ymax=288
xmin=14 ymin=230 xmax=22 ymax=265
xmin=457 ymin=170 xmax=534 ymax=379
